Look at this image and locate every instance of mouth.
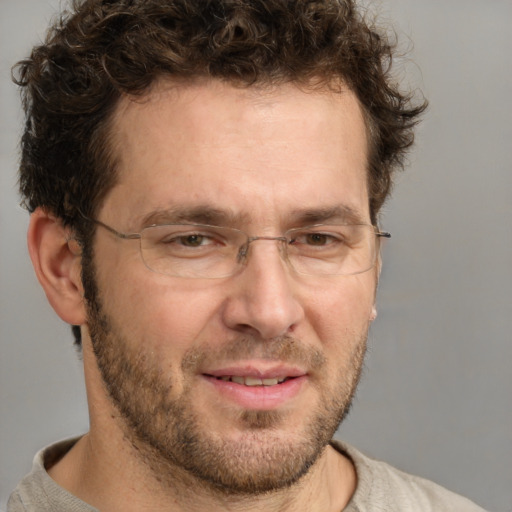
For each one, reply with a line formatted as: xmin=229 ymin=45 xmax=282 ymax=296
xmin=202 ymin=367 xmax=307 ymax=410
xmin=208 ymin=375 xmax=292 ymax=386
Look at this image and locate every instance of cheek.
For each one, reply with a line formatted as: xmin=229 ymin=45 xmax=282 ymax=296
xmin=99 ymin=269 xmax=225 ymax=356
xmin=304 ymin=276 xmax=376 ymax=345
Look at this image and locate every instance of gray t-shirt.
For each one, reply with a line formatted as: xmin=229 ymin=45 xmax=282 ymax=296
xmin=7 ymin=437 xmax=487 ymax=511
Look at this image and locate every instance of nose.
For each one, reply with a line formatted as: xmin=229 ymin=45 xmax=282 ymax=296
xmin=221 ymin=239 xmax=305 ymax=339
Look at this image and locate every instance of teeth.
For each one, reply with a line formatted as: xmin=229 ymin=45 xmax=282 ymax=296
xmin=245 ymin=377 xmax=263 ymax=386
xmin=217 ymin=376 xmax=288 ymax=386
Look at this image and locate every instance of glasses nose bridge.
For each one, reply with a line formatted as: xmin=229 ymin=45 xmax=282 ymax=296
xmin=237 ymin=235 xmax=289 ymax=262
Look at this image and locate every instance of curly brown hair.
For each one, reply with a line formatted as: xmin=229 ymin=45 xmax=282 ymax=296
xmin=14 ymin=0 xmax=426 ymax=345
xmin=14 ymin=0 xmax=426 ymax=229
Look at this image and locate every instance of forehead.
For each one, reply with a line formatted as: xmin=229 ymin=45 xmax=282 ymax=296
xmin=103 ymin=79 xmax=370 ymax=228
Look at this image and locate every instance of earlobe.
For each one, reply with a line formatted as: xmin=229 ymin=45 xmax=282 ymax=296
xmin=371 ymin=255 xmax=382 ymax=322
xmin=27 ymin=208 xmax=86 ymax=326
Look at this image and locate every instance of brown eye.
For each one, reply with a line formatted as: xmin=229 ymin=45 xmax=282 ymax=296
xmin=305 ymin=233 xmax=330 ymax=245
xmin=179 ymin=234 xmax=206 ymax=247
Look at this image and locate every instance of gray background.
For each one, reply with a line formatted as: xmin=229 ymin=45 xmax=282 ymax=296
xmin=1 ymin=0 xmax=511 ymax=510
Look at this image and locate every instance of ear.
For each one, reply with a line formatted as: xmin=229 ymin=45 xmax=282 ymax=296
xmin=370 ymin=253 xmax=382 ymax=322
xmin=27 ymin=208 xmax=86 ymax=326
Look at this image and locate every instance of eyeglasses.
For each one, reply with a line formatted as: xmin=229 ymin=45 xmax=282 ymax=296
xmin=82 ymin=215 xmax=390 ymax=279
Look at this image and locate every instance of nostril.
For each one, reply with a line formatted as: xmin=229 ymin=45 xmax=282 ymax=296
xmin=234 ymin=323 xmax=262 ymax=337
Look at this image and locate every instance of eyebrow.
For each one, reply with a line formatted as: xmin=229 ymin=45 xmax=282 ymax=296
xmin=139 ymin=203 xmax=369 ymax=229
xmin=288 ymin=205 xmax=369 ymax=226
xmin=140 ymin=205 xmax=251 ymax=228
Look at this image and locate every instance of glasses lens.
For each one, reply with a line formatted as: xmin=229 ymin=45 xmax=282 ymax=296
xmin=286 ymin=224 xmax=377 ymax=276
xmin=140 ymin=224 xmax=244 ymax=278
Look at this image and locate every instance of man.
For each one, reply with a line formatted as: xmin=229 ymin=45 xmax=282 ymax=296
xmin=7 ymin=0 xmax=486 ymax=510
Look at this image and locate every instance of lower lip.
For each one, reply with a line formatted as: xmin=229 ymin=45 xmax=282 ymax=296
xmin=203 ymin=375 xmax=307 ymax=410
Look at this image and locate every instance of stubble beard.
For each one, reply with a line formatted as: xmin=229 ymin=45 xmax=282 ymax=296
xmin=82 ymin=255 xmax=368 ymax=496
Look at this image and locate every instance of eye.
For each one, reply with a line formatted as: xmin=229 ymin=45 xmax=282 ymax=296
xmin=160 ymin=231 xmax=221 ymax=249
xmin=290 ymin=231 xmax=341 ymax=247
xmin=303 ymin=233 xmax=336 ymax=246
xmin=176 ymin=234 xmax=212 ymax=247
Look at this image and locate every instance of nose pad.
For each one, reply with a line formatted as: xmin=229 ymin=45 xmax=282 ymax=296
xmin=237 ymin=236 xmax=289 ymax=265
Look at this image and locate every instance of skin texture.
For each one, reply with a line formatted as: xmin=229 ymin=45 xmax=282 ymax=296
xmin=30 ymin=79 xmax=379 ymax=512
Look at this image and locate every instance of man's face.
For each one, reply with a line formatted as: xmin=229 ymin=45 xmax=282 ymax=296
xmin=84 ymin=80 xmax=377 ymax=493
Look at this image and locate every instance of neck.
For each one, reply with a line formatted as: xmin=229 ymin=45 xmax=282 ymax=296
xmin=49 ymin=431 xmax=356 ymax=512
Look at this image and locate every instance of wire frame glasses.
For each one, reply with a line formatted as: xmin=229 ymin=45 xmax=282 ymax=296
xmin=85 ymin=217 xmax=391 ymax=278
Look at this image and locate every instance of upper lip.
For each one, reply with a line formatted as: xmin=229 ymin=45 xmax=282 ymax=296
xmin=203 ymin=363 xmax=307 ymax=380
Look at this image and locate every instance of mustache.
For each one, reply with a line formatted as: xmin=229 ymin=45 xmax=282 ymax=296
xmin=181 ymin=335 xmax=326 ymax=373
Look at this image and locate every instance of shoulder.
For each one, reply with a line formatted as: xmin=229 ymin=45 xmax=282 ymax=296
xmin=331 ymin=440 xmax=488 ymax=512
xmin=7 ymin=437 xmax=97 ymax=512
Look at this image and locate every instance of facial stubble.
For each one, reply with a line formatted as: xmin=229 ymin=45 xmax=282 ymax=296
xmin=82 ymin=253 xmax=368 ymax=496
